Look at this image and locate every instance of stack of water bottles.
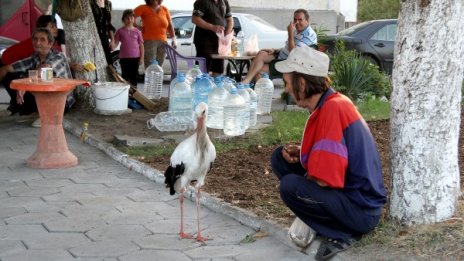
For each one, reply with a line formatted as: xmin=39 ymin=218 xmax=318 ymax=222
xmin=143 ymin=59 xmax=163 ymax=99
xmin=148 ymin=73 xmax=195 ymax=131
xmin=148 ymin=67 xmax=259 ymax=135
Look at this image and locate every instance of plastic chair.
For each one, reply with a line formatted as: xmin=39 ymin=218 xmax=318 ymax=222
xmin=164 ymin=44 xmax=207 ymax=81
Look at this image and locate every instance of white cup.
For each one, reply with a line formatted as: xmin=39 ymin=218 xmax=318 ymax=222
xmin=40 ymin=68 xmax=53 ymax=82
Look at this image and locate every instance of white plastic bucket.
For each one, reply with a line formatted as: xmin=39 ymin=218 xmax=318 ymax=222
xmin=93 ymin=82 xmax=131 ymax=115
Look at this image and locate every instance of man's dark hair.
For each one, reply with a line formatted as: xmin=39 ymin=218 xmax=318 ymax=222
xmin=294 ymin=9 xmax=310 ymax=21
xmin=36 ymin=15 xmax=55 ymax=28
xmin=33 ymin=27 xmax=55 ymax=43
xmin=291 ymin=72 xmax=330 ymax=101
xmin=144 ymin=0 xmax=154 ymax=5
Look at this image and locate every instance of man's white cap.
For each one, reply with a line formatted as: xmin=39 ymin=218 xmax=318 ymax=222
xmin=275 ymin=46 xmax=329 ymax=77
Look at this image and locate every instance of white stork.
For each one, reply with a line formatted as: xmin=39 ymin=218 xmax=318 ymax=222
xmin=164 ymin=102 xmax=216 ymax=242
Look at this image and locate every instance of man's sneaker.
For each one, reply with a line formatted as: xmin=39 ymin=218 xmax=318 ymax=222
xmin=288 ymin=217 xmax=316 ymax=248
xmin=315 ymin=237 xmax=359 ymax=260
xmin=31 ymin=118 xmax=41 ymax=128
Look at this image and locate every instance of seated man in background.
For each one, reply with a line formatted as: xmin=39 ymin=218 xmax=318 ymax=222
xmin=0 ymin=28 xmax=71 ymax=126
xmin=0 ymin=15 xmax=71 ymax=116
xmin=241 ymin=9 xmax=317 ymax=84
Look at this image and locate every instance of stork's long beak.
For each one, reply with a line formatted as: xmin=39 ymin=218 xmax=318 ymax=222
xmin=196 ymin=114 xmax=205 ymax=132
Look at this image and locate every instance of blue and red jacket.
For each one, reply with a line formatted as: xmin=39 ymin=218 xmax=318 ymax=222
xmin=300 ymin=88 xmax=387 ymax=211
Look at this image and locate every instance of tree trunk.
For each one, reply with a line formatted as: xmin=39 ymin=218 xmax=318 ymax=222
xmin=61 ymin=0 xmax=111 ymax=108
xmin=390 ymin=0 xmax=464 ymax=225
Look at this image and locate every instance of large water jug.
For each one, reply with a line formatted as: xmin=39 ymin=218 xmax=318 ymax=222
xmin=185 ymin=64 xmax=203 ymax=86
xmin=223 ymin=87 xmax=246 ymax=136
xmin=207 ymin=77 xmax=228 ymax=129
xmin=168 ymin=73 xmax=193 ymax=121
xmin=255 ymin=73 xmax=274 ymax=114
xmin=144 ymin=59 xmax=163 ymax=99
xmin=223 ymin=77 xmax=236 ymax=92
xmin=236 ymin=83 xmax=250 ymax=130
xmin=192 ymin=74 xmax=213 ymax=109
xmin=245 ymin=83 xmax=258 ymax=127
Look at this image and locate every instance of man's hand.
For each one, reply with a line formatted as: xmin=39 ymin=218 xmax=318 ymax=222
xmin=211 ymin=24 xmax=225 ymax=33
xmin=16 ymin=90 xmax=25 ymax=105
xmin=287 ymin=21 xmax=296 ymax=36
xmin=282 ymin=144 xmax=300 ymax=164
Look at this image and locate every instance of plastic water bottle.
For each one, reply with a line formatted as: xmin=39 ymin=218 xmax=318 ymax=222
xmin=223 ymin=77 xmax=236 ymax=92
xmin=192 ymin=74 xmax=213 ymax=109
xmin=236 ymin=83 xmax=250 ymax=130
xmin=223 ymin=87 xmax=246 ymax=136
xmin=255 ymin=73 xmax=274 ymax=114
xmin=147 ymin=111 xmax=194 ymax=132
xmin=185 ymin=64 xmax=203 ymax=87
xmin=245 ymin=83 xmax=258 ymax=127
xmin=236 ymin=30 xmax=245 ymax=56
xmin=144 ymin=59 xmax=163 ymax=99
xmin=168 ymin=73 xmax=193 ymax=121
xmin=207 ymin=77 xmax=228 ymax=129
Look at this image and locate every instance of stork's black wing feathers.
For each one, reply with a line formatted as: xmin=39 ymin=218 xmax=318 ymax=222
xmin=164 ymin=163 xmax=185 ymax=195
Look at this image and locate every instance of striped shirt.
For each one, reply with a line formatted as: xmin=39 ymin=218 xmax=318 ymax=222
xmin=11 ymin=49 xmax=71 ymax=79
xmin=278 ymin=26 xmax=318 ymax=60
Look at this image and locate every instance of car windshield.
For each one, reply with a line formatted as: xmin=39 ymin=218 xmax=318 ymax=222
xmin=242 ymin=14 xmax=280 ymax=32
xmin=336 ymin=20 xmax=375 ymax=35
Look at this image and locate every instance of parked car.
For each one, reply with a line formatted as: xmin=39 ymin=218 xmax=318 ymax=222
xmin=111 ymin=12 xmax=287 ymax=77
xmin=323 ymin=19 xmax=397 ymax=74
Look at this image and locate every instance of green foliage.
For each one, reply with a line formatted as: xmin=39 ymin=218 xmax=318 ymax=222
xmin=330 ymin=41 xmax=392 ymax=101
xmin=358 ymin=0 xmax=400 ymax=21
xmin=311 ymin=23 xmax=330 ymax=44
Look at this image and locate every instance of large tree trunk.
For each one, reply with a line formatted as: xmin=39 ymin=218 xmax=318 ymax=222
xmin=389 ymin=0 xmax=464 ymax=225
xmin=61 ymin=0 xmax=111 ymax=108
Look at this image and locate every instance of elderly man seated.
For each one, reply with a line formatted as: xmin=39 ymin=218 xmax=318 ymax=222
xmin=241 ymin=9 xmax=317 ymax=84
xmin=0 ymin=27 xmax=71 ymax=127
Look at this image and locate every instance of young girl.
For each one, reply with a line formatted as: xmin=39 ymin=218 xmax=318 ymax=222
xmin=113 ymin=9 xmax=144 ymax=87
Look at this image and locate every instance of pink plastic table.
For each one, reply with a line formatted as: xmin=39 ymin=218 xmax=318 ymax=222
xmin=11 ymin=78 xmax=88 ymax=169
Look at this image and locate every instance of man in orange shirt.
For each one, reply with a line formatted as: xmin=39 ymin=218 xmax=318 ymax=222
xmin=134 ymin=0 xmax=176 ymax=67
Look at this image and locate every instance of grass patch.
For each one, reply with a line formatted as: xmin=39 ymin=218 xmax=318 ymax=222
xmin=356 ymin=98 xmax=390 ymax=121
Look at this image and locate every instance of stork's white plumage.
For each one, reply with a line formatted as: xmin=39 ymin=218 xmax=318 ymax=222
xmin=164 ymin=102 xmax=216 ymax=242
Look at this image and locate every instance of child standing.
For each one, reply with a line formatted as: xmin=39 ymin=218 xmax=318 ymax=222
xmin=113 ymin=9 xmax=144 ymax=87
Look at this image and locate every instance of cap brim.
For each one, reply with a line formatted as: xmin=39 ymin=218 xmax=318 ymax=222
xmin=275 ymin=60 xmax=295 ymax=73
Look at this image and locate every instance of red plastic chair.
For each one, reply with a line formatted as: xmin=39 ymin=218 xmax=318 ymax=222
xmin=164 ymin=44 xmax=207 ymax=81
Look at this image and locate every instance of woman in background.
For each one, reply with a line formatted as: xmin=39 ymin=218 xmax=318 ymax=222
xmin=134 ymin=0 xmax=176 ymax=67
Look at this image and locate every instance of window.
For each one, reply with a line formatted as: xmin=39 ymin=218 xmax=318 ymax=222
xmin=172 ymin=16 xmax=195 ymax=39
xmin=371 ymin=24 xmax=397 ymax=41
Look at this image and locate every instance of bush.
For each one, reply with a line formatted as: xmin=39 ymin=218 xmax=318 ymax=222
xmin=329 ymin=41 xmax=391 ymax=101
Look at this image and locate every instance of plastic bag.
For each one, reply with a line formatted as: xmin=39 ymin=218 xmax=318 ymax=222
xmin=244 ymin=33 xmax=259 ymax=56
xmin=216 ymin=31 xmax=233 ymax=55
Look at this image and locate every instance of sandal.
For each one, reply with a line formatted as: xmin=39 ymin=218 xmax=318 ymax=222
xmin=315 ymin=237 xmax=353 ymax=260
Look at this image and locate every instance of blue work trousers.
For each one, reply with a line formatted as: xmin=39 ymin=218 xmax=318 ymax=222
xmin=271 ymin=146 xmax=381 ymax=242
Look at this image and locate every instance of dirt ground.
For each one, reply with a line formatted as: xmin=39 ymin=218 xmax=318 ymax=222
xmin=64 ymin=97 xmax=464 ymax=259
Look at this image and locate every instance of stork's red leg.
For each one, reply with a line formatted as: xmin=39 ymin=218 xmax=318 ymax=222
xmin=195 ymin=187 xmax=210 ymax=242
xmin=179 ymin=190 xmax=192 ymax=239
